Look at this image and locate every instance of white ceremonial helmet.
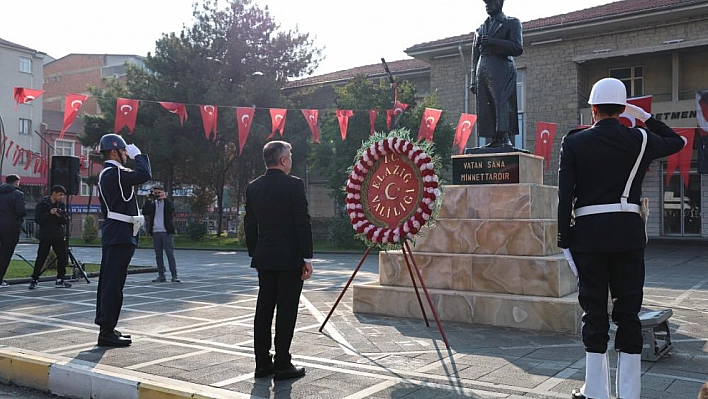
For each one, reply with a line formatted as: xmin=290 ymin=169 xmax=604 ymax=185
xmin=588 ymin=77 xmax=627 ymax=105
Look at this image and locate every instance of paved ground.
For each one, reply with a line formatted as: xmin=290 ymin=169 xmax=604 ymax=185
xmin=1 ymin=242 xmax=706 ymax=398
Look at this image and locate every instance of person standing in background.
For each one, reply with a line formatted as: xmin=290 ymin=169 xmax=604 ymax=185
xmin=142 ymin=185 xmax=179 ymax=283
xmin=29 ymin=185 xmax=71 ymax=289
xmin=0 ymin=174 xmax=26 ymax=287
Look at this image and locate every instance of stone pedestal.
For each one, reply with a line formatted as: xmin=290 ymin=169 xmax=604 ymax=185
xmin=353 ymin=152 xmax=582 ymax=334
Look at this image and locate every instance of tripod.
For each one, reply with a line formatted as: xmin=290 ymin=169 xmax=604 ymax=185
xmin=38 ymin=195 xmax=90 ymax=284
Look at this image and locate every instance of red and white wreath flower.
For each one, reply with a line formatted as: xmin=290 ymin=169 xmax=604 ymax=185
xmin=345 ymin=136 xmax=441 ymax=246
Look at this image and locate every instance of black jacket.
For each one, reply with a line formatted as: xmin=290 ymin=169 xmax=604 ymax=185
xmin=35 ymin=196 xmax=68 ymax=240
xmin=558 ymin=117 xmax=685 ymax=251
xmin=142 ymin=198 xmax=175 ymax=234
xmin=0 ymin=183 xmax=26 ymax=233
xmin=245 ymin=169 xmax=313 ymax=270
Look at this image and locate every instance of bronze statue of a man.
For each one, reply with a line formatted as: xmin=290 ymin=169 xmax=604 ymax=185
xmin=470 ymin=0 xmax=523 ymax=148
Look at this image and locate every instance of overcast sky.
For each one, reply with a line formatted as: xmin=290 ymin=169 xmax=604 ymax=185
xmin=1 ymin=0 xmax=617 ymax=76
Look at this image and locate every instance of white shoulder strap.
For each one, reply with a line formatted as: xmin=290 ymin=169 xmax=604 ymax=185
xmin=621 ymin=128 xmax=647 ymax=210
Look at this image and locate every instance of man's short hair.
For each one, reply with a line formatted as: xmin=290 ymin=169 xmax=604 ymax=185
xmin=263 ymin=141 xmax=292 ymax=167
xmin=5 ymin=174 xmax=20 ymax=184
xmin=152 ymin=185 xmax=164 ymax=191
xmin=51 ymin=185 xmax=66 ymax=194
xmin=595 ymin=104 xmax=625 ymax=116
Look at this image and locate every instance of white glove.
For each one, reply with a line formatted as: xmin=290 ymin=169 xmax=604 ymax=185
xmin=561 ymin=248 xmax=578 ymax=277
xmin=624 ymin=103 xmax=651 ymax=122
xmin=125 ymin=144 xmax=141 ymax=159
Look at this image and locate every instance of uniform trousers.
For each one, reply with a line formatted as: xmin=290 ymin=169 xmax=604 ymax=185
xmin=0 ymin=231 xmax=20 ymax=281
xmin=574 ymin=249 xmax=645 ymax=354
xmin=95 ymin=244 xmax=135 ymax=332
xmin=254 ymin=269 xmax=303 ymax=369
xmin=32 ymin=238 xmax=68 ymax=280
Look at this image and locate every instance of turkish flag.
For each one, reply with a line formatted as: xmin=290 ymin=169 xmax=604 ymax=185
xmin=33 ymin=156 xmax=43 ymax=174
xmin=59 ymin=93 xmax=88 ymax=139
xmin=534 ymin=122 xmax=557 ymax=172
xmin=697 ymin=90 xmax=708 ymax=133
xmin=5 ymin=140 xmax=14 ymax=158
xmin=159 ymin=102 xmax=188 ymax=126
xmin=386 ymin=109 xmax=395 ymax=131
xmin=369 ymin=109 xmax=377 ymax=136
xmin=13 ymin=147 xmax=23 ymax=167
xmin=665 ymin=128 xmax=695 ymax=188
xmin=42 ymin=157 xmax=50 ymax=176
xmin=336 ymin=110 xmax=353 ymax=140
xmin=23 ymin=151 xmax=34 ymax=171
xmin=114 ymin=98 xmax=139 ymax=134
xmin=269 ymin=109 xmax=287 ymax=139
xmin=200 ymin=105 xmax=218 ymax=141
xmin=13 ymin=87 xmax=44 ymax=107
xmin=386 ymin=101 xmax=408 ymax=131
xmin=453 ymin=113 xmax=477 ymax=154
xmin=619 ymin=95 xmax=652 ymax=127
xmin=236 ymin=107 xmax=255 ymax=155
xmin=301 ymin=109 xmax=321 ymax=143
xmin=417 ymin=108 xmax=442 ymax=142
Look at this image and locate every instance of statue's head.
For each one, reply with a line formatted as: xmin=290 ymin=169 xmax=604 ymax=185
xmin=484 ymin=0 xmax=504 ymax=16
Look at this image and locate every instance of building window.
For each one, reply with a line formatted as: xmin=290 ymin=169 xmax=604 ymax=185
xmin=81 ymin=182 xmax=97 ymax=197
xmin=19 ymin=118 xmax=31 ymax=135
xmin=516 ymin=69 xmax=526 ymax=149
xmin=19 ymin=56 xmax=31 ymax=73
xmin=609 ymin=66 xmax=643 ymax=97
xmin=662 ymin=162 xmax=701 ymax=236
xmin=55 ymin=140 xmax=74 ymax=156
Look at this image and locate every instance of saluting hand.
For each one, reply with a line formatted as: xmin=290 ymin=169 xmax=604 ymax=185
xmin=301 ymin=261 xmax=313 ymax=281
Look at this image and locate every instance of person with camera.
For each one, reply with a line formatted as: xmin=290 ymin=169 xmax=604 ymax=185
xmin=142 ymin=185 xmax=179 ymax=283
xmin=29 ymin=185 xmax=71 ymax=289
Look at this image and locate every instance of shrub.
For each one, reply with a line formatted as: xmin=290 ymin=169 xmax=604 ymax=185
xmin=187 ymin=220 xmax=208 ymax=240
xmin=327 ymin=216 xmax=365 ymax=250
xmin=82 ymin=215 xmax=98 ymax=243
xmin=236 ymin=215 xmax=246 ymax=245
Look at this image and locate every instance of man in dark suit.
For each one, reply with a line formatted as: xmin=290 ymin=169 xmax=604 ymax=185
xmin=29 ymin=185 xmax=71 ymax=289
xmin=558 ymin=78 xmax=686 ymax=399
xmin=95 ymin=133 xmax=151 ymax=347
xmin=470 ymin=0 xmax=523 ymax=148
xmin=142 ymin=185 xmax=180 ymax=283
xmin=245 ymin=140 xmax=313 ymax=381
xmin=0 ymin=174 xmax=26 ymax=287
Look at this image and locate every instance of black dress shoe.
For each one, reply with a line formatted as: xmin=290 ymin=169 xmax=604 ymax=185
xmin=98 ymin=330 xmax=132 ymax=347
xmin=115 ymin=330 xmax=131 ymax=339
xmin=274 ymin=364 xmax=305 ymax=381
xmin=571 ymin=388 xmax=592 ymax=399
xmin=254 ymin=363 xmax=275 ymax=378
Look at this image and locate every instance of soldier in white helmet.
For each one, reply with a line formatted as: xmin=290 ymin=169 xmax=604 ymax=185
xmin=558 ymin=78 xmax=686 ymax=399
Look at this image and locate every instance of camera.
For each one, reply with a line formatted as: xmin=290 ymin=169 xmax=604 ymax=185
xmin=147 ymin=192 xmax=156 ymax=201
xmin=56 ymin=208 xmax=66 ymax=216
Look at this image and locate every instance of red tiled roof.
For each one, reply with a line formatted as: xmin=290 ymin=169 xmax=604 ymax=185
xmin=285 ymin=58 xmax=430 ymax=89
xmin=406 ymin=0 xmax=702 ymax=52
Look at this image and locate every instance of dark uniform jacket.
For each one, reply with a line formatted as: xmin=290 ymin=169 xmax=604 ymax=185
xmin=142 ymin=198 xmax=176 ymax=234
xmin=98 ymin=156 xmax=151 ymax=247
xmin=35 ymin=196 xmax=67 ymax=240
xmin=245 ymin=169 xmax=313 ymax=271
xmin=0 ymin=183 xmax=26 ymax=233
xmin=558 ymin=117 xmax=684 ymax=252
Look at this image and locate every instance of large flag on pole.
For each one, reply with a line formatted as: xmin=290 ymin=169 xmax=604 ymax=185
xmin=59 ymin=94 xmax=88 ymax=139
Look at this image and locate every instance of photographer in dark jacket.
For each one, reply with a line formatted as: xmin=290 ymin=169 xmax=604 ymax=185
xmin=0 ymin=174 xmax=27 ymax=287
xmin=29 ymin=185 xmax=71 ymax=289
xmin=142 ymin=185 xmax=179 ymax=283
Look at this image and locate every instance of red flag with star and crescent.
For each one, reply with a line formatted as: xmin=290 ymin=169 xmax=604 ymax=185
xmin=13 ymin=87 xmax=44 ymax=107
xmin=302 ymin=109 xmax=321 ymax=143
xmin=59 ymin=94 xmax=88 ymax=139
xmin=23 ymin=151 xmax=34 ymax=171
xmin=200 ymin=105 xmax=218 ymax=141
xmin=665 ymin=128 xmax=695 ymax=188
xmin=269 ymin=109 xmax=287 ymax=139
xmin=386 ymin=102 xmax=409 ymax=131
xmin=534 ymin=122 xmax=557 ymax=172
xmin=696 ymin=90 xmax=708 ymax=174
xmin=336 ymin=110 xmax=354 ymax=140
xmin=159 ymin=102 xmax=188 ymax=126
xmin=619 ymin=95 xmax=652 ymax=128
xmin=417 ymin=108 xmax=442 ymax=141
xmin=236 ymin=107 xmax=255 ymax=155
xmin=369 ymin=109 xmax=378 ymax=136
xmin=453 ymin=113 xmax=477 ymax=155
xmin=114 ymin=98 xmax=139 ymax=134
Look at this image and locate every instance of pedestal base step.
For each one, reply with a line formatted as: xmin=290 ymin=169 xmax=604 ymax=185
xmin=353 ymin=282 xmax=582 ymax=334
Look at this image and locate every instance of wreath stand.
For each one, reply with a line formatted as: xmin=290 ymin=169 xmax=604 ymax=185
xmin=319 ymin=241 xmax=450 ymax=348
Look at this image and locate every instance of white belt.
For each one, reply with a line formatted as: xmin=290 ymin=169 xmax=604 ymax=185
xmin=107 ymin=211 xmax=145 ymax=236
xmin=574 ymin=203 xmax=641 ymax=217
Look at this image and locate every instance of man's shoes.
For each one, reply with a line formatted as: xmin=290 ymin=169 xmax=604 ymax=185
xmin=171 ymin=276 xmax=181 ymax=283
xmin=97 ymin=330 xmax=132 ymax=347
xmin=571 ymin=388 xmax=591 ymax=398
xmin=152 ymin=276 xmax=166 ymax=282
xmin=115 ymin=330 xmax=131 ymax=339
xmin=0 ymin=281 xmax=8 ymax=288
xmin=29 ymin=280 xmax=37 ymax=290
xmin=254 ymin=363 xmax=275 ymax=378
xmin=273 ymin=364 xmax=305 ymax=381
xmin=55 ymin=280 xmax=72 ymax=288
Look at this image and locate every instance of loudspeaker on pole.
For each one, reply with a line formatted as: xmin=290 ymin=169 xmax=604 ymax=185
xmin=50 ymin=155 xmax=81 ymax=196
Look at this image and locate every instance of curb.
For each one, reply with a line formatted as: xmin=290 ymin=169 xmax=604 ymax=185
xmin=0 ymin=347 xmax=252 ymax=399
xmin=5 ymin=267 xmax=156 ymax=286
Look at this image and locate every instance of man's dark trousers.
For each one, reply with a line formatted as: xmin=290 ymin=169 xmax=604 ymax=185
xmin=0 ymin=232 xmax=20 ymax=281
xmin=95 ymin=244 xmax=135 ymax=332
xmin=152 ymin=232 xmax=176 ymax=278
xmin=574 ymin=249 xmax=645 ymax=354
xmin=31 ymin=238 xmax=68 ymax=280
xmin=254 ymin=269 xmax=304 ymax=369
